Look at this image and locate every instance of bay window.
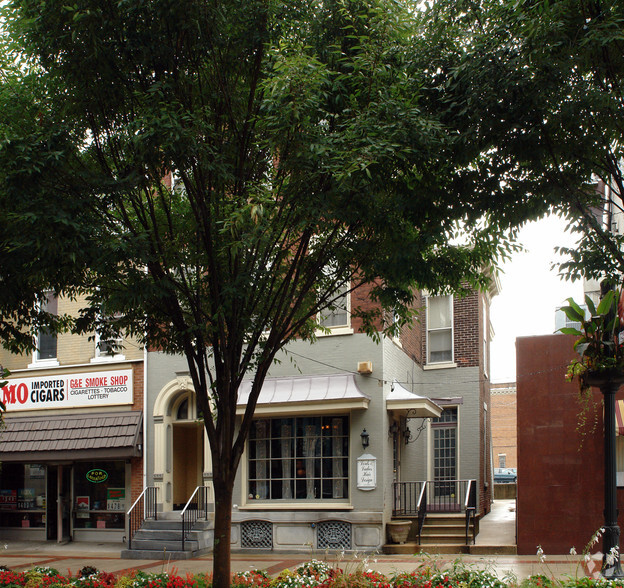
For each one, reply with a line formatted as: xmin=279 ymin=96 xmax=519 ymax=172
xmin=248 ymin=416 xmax=349 ymax=501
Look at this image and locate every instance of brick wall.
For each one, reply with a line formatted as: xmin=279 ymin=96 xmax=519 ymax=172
xmin=491 ymin=383 xmax=517 ymax=469
xmin=516 ymin=333 xmax=621 ymax=555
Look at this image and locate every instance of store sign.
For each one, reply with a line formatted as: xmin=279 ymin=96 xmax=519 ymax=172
xmin=356 ymin=454 xmax=377 ymax=491
xmin=86 ymin=469 xmax=108 ymax=483
xmin=1 ymin=369 xmax=133 ymax=412
xmin=107 ymin=488 xmax=125 ymax=511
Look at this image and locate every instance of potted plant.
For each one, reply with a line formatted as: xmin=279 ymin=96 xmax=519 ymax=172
xmin=561 ymin=289 xmax=624 ymax=391
xmin=560 ymin=289 xmax=624 ymax=435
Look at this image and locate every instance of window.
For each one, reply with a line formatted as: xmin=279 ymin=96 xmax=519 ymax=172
xmin=93 ymin=325 xmax=125 ymax=362
xmin=432 ymin=407 xmax=458 ymax=497
xmin=31 ymin=292 xmax=58 ymax=366
xmin=498 ymin=454 xmax=507 ymax=468
xmin=427 ymin=295 xmax=453 ymax=363
xmin=482 ymin=297 xmax=489 ymax=377
xmin=248 ymin=416 xmax=349 ymax=501
xmin=319 ymin=284 xmax=350 ymax=329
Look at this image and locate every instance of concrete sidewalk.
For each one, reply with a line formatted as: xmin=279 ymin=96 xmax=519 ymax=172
xmin=0 ymin=501 xmax=598 ymax=582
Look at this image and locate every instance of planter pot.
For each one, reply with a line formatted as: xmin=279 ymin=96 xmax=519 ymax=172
xmin=584 ymin=369 xmax=624 ymax=389
xmin=386 ymin=520 xmax=412 ymax=544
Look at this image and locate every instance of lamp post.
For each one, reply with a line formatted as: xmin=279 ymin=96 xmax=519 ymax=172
xmin=590 ymin=371 xmax=624 ymax=579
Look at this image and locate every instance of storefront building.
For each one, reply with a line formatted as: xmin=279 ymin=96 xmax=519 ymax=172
xmin=143 ymin=285 xmax=496 ymax=552
xmin=0 ymin=296 xmax=144 ymax=543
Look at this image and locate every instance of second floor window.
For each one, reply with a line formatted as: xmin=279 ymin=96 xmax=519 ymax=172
xmin=319 ymin=283 xmax=349 ymax=329
xmin=427 ymin=295 xmax=453 ymax=364
xmin=34 ymin=292 xmax=58 ymax=363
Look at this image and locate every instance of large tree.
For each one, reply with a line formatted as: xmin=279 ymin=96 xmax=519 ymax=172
xmin=0 ymin=0 xmax=569 ymax=583
xmin=422 ymin=0 xmax=624 ymax=283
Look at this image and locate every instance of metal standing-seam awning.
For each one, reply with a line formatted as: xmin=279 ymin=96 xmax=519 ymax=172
xmin=385 ymin=381 xmax=443 ymax=418
xmin=237 ymin=373 xmax=370 ymax=416
xmin=0 ymin=410 xmax=143 ymax=462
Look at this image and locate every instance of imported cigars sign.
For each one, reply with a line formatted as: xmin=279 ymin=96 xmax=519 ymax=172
xmin=1 ymin=369 xmax=133 ymax=412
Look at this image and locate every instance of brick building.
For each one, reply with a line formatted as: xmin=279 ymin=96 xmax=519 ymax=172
xmin=140 ymin=283 xmax=497 ymax=552
xmin=491 ymin=383 xmax=517 ymax=469
xmin=0 ymin=294 xmax=144 ymax=543
xmin=516 ymin=333 xmax=623 ymax=554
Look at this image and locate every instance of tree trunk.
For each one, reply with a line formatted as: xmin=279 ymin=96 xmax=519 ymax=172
xmin=212 ymin=474 xmax=234 ymax=588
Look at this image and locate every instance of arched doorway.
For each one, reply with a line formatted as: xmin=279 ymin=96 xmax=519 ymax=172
xmin=153 ymin=377 xmax=212 ymax=512
xmin=172 ymin=393 xmax=204 ymax=508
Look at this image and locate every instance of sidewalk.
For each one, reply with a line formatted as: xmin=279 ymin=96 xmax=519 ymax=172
xmin=0 ymin=501 xmax=596 ymax=582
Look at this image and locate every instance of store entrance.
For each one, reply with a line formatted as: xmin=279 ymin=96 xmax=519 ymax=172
xmin=46 ymin=465 xmax=71 ymax=542
xmin=172 ymin=423 xmax=203 ymax=509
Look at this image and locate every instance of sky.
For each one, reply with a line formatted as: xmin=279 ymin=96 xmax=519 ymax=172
xmin=489 ymin=214 xmax=585 ymax=383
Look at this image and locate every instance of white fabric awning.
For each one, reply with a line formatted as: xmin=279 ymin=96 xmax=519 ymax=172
xmin=386 ymin=381 xmax=442 ymax=418
xmin=237 ymin=374 xmax=370 ymax=416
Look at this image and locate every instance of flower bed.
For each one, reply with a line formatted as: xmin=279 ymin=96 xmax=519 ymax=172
xmin=0 ymin=560 xmax=622 ymax=588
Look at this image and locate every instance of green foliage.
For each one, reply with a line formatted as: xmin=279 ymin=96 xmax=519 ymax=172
xmin=422 ymin=0 xmax=624 ymax=284
xmin=561 ymin=290 xmax=624 ymax=389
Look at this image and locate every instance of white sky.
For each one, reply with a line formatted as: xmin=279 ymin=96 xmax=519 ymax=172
xmin=490 ymin=214 xmax=585 ymax=383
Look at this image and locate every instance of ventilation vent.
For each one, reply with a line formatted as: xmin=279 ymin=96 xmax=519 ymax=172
xmin=241 ymin=520 xmax=273 ymax=549
xmin=317 ymin=520 xmax=352 ymax=550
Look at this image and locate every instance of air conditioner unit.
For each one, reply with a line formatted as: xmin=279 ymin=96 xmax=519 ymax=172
xmin=357 ymin=361 xmax=373 ymax=374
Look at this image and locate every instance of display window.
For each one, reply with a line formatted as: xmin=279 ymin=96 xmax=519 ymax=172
xmin=73 ymin=461 xmax=126 ymax=529
xmin=0 ymin=463 xmax=46 ymax=528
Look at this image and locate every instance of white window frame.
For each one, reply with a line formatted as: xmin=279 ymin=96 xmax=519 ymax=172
xmin=29 ymin=292 xmax=59 ymax=368
xmin=425 ymin=294 xmax=454 ymax=366
xmin=483 ymin=297 xmax=489 ymax=378
xmin=317 ymin=282 xmax=353 ymax=336
xmin=243 ymin=415 xmax=350 ymax=506
xmin=91 ymin=313 xmax=126 ymax=363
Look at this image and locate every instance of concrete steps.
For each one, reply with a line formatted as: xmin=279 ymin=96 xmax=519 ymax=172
xmin=383 ymin=513 xmax=479 ymax=555
xmin=121 ymin=512 xmax=214 ymax=560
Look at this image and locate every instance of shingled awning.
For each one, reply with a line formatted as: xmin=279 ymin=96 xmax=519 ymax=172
xmin=0 ymin=411 xmax=143 ymax=462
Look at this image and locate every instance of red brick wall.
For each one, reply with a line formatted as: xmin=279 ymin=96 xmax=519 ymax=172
xmin=418 ymin=291 xmax=481 ymax=368
xmin=454 ymin=292 xmax=480 ymax=368
xmin=516 ymin=334 xmax=622 ymax=555
xmin=491 ymin=383 xmax=517 ymax=469
xmin=130 ymin=361 xmax=144 ymax=501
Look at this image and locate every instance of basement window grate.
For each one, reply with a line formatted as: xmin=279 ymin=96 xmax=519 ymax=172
xmin=241 ymin=520 xmax=272 ymax=549
xmin=317 ymin=520 xmax=351 ymax=550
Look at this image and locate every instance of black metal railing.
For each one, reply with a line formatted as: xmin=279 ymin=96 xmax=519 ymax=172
xmin=127 ymin=486 xmax=158 ymax=550
xmin=416 ymin=482 xmax=427 ymax=542
xmin=464 ymin=479 xmax=477 ymax=544
xmin=393 ymin=481 xmax=424 ymax=516
xmin=180 ymin=486 xmax=211 ymax=551
xmin=394 ymin=479 xmax=477 ymax=543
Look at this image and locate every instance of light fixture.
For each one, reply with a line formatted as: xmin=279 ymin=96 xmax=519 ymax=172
xmin=388 ymin=421 xmax=398 ymax=437
xmin=404 ymin=427 xmax=412 ymax=445
xmin=360 ymin=429 xmax=370 ymax=449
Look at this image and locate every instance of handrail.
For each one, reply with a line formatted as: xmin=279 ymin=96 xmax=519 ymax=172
xmin=180 ymin=486 xmax=210 ymax=551
xmin=464 ymin=479 xmax=477 ymax=545
xmin=393 ymin=479 xmax=478 ymax=544
xmin=127 ymin=486 xmax=158 ymax=550
xmin=416 ymin=482 xmax=427 ymax=542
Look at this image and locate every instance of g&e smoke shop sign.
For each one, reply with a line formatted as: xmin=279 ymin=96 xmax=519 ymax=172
xmin=1 ymin=369 xmax=133 ymax=412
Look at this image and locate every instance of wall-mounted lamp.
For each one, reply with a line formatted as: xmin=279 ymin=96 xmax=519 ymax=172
xmin=388 ymin=421 xmax=398 ymax=437
xmin=360 ymin=429 xmax=370 ymax=449
xmin=404 ymin=427 xmax=412 ymax=445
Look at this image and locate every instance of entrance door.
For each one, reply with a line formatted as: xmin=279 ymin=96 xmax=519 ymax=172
xmin=431 ymin=407 xmax=458 ymax=511
xmin=46 ymin=465 xmax=72 ymax=542
xmin=172 ymin=423 xmax=203 ymax=508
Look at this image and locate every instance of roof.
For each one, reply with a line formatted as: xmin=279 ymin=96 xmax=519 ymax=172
xmin=385 ymin=382 xmax=442 ymax=418
xmin=237 ymin=374 xmax=370 ymax=416
xmin=0 ymin=411 xmax=143 ymax=462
